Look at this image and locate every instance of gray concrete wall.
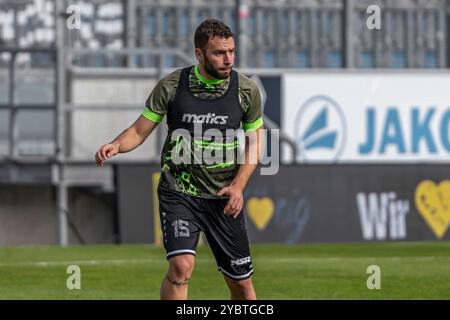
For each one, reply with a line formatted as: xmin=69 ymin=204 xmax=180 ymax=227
xmin=69 ymin=77 xmax=163 ymax=161
xmin=0 ymin=186 xmax=115 ymax=246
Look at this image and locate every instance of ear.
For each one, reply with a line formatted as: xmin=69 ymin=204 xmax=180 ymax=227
xmin=195 ymin=48 xmax=203 ymax=61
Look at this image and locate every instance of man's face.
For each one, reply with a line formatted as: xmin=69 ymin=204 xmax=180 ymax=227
xmin=196 ymin=36 xmax=235 ymax=79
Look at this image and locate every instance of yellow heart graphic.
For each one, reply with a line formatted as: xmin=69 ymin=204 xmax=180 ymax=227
xmin=246 ymin=197 xmax=274 ymax=231
xmin=415 ymin=180 xmax=450 ymax=238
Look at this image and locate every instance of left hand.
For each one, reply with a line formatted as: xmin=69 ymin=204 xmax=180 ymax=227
xmin=217 ymin=185 xmax=244 ymax=218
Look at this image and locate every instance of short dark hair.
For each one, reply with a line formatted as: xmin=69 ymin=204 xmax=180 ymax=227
xmin=194 ymin=19 xmax=234 ymax=51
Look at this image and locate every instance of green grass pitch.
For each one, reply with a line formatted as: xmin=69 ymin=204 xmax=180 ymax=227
xmin=0 ymin=242 xmax=449 ymax=299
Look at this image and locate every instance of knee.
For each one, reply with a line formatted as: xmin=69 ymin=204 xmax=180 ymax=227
xmin=169 ymin=257 xmax=195 ymax=281
xmin=229 ymin=278 xmax=255 ymax=300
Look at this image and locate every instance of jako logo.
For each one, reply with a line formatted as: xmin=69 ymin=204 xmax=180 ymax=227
xmin=231 ymin=256 xmax=251 ymax=266
xmin=182 ymin=113 xmax=228 ymax=124
xmin=294 ymin=95 xmax=346 ymax=162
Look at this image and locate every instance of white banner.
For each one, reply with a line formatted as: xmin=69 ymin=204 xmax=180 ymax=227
xmin=282 ymin=72 xmax=450 ymax=163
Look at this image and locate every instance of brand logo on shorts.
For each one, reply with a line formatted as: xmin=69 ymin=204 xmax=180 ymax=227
xmin=231 ymin=256 xmax=251 ymax=266
xmin=182 ymin=113 xmax=228 ymax=124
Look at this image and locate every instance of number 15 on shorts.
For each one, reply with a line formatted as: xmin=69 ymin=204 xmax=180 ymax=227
xmin=172 ymin=219 xmax=190 ymax=238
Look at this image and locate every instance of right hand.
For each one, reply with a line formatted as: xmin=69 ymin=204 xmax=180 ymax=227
xmin=95 ymin=142 xmax=119 ymax=166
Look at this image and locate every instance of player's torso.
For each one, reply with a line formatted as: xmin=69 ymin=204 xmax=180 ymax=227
xmin=160 ymin=66 xmax=244 ymax=198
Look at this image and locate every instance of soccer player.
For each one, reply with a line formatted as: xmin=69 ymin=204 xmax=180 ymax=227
xmin=95 ymin=19 xmax=263 ymax=300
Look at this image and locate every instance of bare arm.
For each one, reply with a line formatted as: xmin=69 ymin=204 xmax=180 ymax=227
xmin=95 ymin=115 xmax=159 ymax=166
xmin=217 ymin=127 xmax=264 ymax=217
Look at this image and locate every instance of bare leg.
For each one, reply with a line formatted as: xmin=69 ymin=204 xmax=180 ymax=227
xmin=223 ymin=275 xmax=256 ymax=300
xmin=160 ymin=255 xmax=195 ymax=300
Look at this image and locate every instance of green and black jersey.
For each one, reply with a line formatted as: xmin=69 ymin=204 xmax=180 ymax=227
xmin=143 ymin=65 xmax=263 ymax=199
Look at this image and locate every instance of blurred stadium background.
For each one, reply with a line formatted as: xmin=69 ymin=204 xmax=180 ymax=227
xmin=1 ymin=0 xmax=450 ymax=299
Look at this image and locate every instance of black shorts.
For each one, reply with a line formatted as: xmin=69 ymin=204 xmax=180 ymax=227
xmin=157 ymin=185 xmax=254 ymax=280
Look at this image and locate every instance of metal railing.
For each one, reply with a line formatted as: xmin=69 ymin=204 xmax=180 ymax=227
xmin=1 ymin=0 xmax=447 ymax=68
xmin=0 ymin=47 xmax=57 ymax=161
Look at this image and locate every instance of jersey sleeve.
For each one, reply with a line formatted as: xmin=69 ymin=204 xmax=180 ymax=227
xmin=240 ymin=75 xmax=264 ymax=132
xmin=142 ymin=69 xmax=181 ymax=123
